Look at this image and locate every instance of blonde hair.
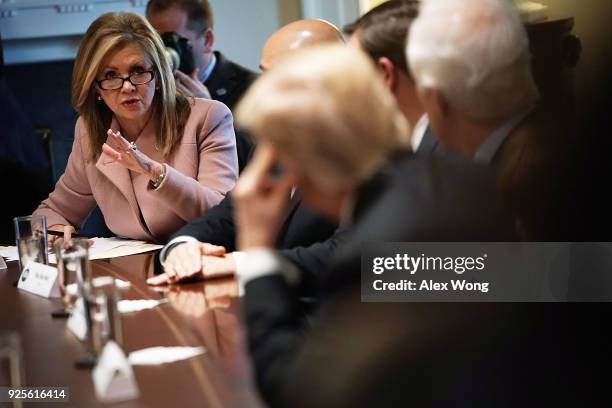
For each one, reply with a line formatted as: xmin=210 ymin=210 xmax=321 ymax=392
xmin=72 ymin=12 xmax=191 ymax=161
xmin=236 ymin=44 xmax=410 ymax=192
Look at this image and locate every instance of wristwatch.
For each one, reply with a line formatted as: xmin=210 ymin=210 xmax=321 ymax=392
xmin=150 ymin=164 xmax=167 ymax=189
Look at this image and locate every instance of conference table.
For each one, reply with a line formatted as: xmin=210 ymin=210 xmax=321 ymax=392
xmin=0 ymin=253 xmax=263 ymax=407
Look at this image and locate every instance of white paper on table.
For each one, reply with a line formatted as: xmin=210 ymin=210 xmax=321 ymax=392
xmin=128 ymin=346 xmax=206 ymax=366
xmin=87 ymin=238 xmax=163 ymax=260
xmin=4 ymin=237 xmax=162 ymax=264
xmin=117 ymin=299 xmax=168 ymax=314
xmin=0 ymin=246 xmax=19 ymax=262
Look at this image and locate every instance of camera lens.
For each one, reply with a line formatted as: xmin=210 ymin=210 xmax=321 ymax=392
xmin=160 ymin=32 xmax=196 ymax=75
xmin=164 ymin=47 xmax=180 ymax=72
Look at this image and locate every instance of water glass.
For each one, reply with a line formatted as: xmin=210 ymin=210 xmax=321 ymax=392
xmin=54 ymin=238 xmax=91 ymax=316
xmin=13 ymin=215 xmax=48 ymax=271
xmin=90 ymin=277 xmax=123 ymax=352
xmin=0 ymin=331 xmax=25 ymax=408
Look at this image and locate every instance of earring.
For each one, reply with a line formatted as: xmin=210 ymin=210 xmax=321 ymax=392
xmin=97 ymin=95 xmax=102 ymax=101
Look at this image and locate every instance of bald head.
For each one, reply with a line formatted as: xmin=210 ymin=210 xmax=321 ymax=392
xmin=260 ymin=19 xmax=344 ymax=71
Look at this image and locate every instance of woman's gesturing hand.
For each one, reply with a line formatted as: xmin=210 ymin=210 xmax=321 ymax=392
xmin=102 ymin=129 xmax=163 ymax=179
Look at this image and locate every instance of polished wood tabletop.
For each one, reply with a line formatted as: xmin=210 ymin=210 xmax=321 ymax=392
xmin=0 ymin=253 xmax=263 ymax=408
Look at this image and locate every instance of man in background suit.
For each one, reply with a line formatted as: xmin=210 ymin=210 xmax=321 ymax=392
xmin=146 ymin=0 xmax=258 ymax=171
xmin=345 ymin=0 xmax=427 ymax=148
xmin=406 ymin=0 xmax=581 ymax=239
xmin=148 ymin=19 xmax=347 ymax=294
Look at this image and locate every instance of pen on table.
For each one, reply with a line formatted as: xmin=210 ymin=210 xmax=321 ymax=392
xmin=47 ymin=230 xmax=84 ymax=238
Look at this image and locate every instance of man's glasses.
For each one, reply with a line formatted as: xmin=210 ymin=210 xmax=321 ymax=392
xmin=95 ymin=70 xmax=155 ymax=90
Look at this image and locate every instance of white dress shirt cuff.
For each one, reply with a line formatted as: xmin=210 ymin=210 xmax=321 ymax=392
xmin=159 ymin=235 xmax=199 ymax=265
xmin=235 ymin=248 xmax=301 ymax=289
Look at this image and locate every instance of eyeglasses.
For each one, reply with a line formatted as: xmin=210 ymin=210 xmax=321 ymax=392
xmin=95 ymin=70 xmax=155 ymax=90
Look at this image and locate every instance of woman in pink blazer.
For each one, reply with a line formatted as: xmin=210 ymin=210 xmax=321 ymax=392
xmin=34 ymin=12 xmax=238 ymax=243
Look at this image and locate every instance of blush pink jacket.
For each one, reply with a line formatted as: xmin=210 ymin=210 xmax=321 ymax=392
xmin=34 ymin=98 xmax=238 ymax=243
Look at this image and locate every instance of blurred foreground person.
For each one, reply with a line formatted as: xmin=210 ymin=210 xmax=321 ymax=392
xmin=33 ymin=12 xmax=238 ymax=243
xmin=149 ymin=19 xmax=345 ymax=290
xmin=233 ymin=44 xmax=516 ymax=406
xmin=407 ymin=0 xmax=577 ymax=239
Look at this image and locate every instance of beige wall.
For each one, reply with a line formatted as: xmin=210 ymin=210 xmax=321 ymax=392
xmin=277 ymin=0 xmax=302 ymax=25
xmin=209 ymin=0 xmax=281 ymax=71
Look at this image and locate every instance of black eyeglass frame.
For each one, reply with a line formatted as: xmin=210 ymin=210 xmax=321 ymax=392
xmin=95 ymin=70 xmax=156 ymax=91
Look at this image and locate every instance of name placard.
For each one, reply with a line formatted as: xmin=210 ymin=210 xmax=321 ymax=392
xmin=17 ymin=262 xmax=60 ymax=298
xmin=92 ymin=341 xmax=139 ymax=403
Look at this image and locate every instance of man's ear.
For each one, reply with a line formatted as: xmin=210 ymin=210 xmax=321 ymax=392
xmin=203 ymin=28 xmax=214 ymax=53
xmin=376 ymin=57 xmax=398 ymax=92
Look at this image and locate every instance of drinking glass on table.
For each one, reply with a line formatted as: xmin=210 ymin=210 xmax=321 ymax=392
xmin=53 ymin=238 xmax=91 ymax=318
xmin=13 ymin=215 xmax=48 ymax=272
xmin=74 ymin=277 xmax=122 ymax=368
xmin=90 ymin=277 xmax=123 ymax=351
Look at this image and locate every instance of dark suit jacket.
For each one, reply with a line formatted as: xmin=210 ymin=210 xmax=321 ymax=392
xmin=243 ymin=152 xmax=516 ymax=406
xmin=417 ymin=111 xmax=579 ymax=240
xmin=205 ymin=51 xmax=257 ymax=112
xmin=280 ymin=294 xmax=593 ymax=408
xmin=205 ymin=51 xmax=259 ymax=173
xmin=164 ymin=191 xmax=342 ymax=290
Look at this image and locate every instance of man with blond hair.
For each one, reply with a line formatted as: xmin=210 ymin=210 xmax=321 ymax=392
xmin=232 ymin=43 xmax=514 ymax=405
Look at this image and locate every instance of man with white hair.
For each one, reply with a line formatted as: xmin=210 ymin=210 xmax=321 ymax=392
xmin=407 ymin=0 xmax=539 ymax=162
xmin=406 ymin=0 xmax=573 ymax=239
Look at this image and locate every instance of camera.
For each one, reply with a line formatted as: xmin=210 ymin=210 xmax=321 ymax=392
xmin=161 ymin=32 xmax=195 ymax=75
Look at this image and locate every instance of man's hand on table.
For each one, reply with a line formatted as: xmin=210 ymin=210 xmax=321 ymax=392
xmin=147 ymin=242 xmax=236 ymax=286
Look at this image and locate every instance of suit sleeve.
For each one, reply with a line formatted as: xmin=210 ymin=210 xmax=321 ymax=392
xmin=33 ymin=119 xmax=97 ymax=228
xmin=235 ymin=127 xmax=254 ymax=174
xmin=243 ymin=228 xmax=349 ymax=406
xmin=279 ymin=226 xmax=350 ymax=295
xmin=149 ymin=101 xmax=239 ymax=222
xmin=166 ymin=193 xmax=237 ymax=251
xmin=243 ymin=274 xmax=307 ymax=407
